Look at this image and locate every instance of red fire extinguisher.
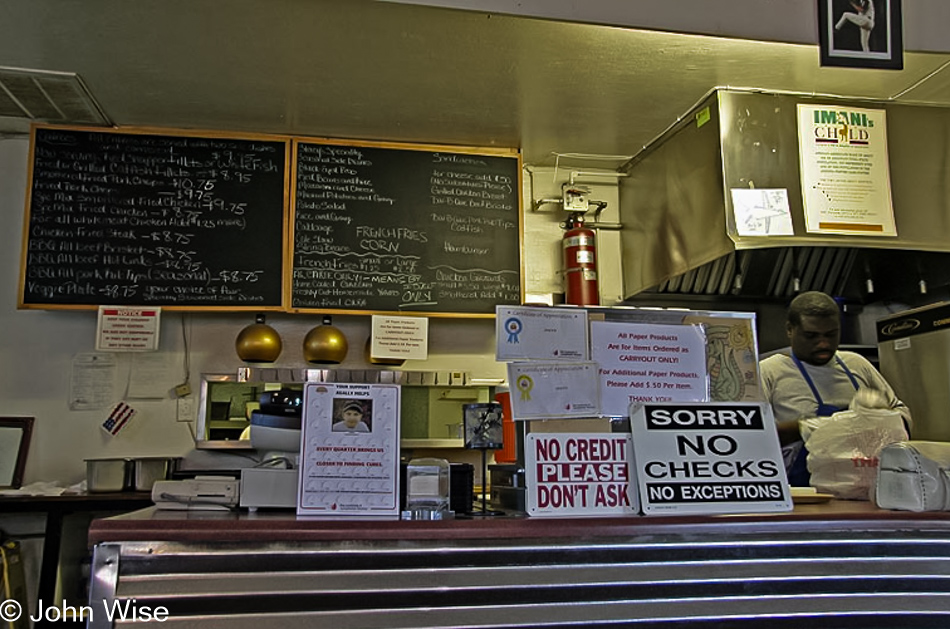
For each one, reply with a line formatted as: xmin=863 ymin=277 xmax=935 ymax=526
xmin=562 ymin=212 xmax=599 ymax=306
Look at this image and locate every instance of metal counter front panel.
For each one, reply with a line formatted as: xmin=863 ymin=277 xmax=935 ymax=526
xmin=86 ymin=505 xmax=950 ymax=628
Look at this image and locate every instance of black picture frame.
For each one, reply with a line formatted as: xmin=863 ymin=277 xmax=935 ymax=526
xmin=0 ymin=416 xmax=34 ymax=489
xmin=463 ymin=403 xmax=503 ymax=450
xmin=818 ymin=0 xmax=903 ymax=69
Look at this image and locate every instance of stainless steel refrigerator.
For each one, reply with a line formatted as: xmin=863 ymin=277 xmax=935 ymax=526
xmin=877 ymin=301 xmax=950 ymax=442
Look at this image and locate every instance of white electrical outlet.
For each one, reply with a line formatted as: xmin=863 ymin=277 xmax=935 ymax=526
xmin=176 ymin=396 xmax=195 ymax=422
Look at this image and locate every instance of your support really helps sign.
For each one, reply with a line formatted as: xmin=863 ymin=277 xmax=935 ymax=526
xmin=630 ymin=402 xmax=792 ymax=515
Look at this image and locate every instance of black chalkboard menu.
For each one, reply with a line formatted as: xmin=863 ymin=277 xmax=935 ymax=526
xmin=291 ymin=140 xmax=522 ymax=315
xmin=21 ymin=126 xmax=287 ymax=309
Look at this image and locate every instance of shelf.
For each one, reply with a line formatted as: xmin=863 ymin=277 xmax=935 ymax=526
xmin=401 ymin=439 xmax=466 ymax=449
xmin=208 ymin=420 xmax=250 ymax=429
xmin=194 ymin=440 xmax=255 ymax=450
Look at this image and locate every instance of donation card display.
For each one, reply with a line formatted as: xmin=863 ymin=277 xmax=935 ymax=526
xmin=630 ymin=402 xmax=792 ymax=516
xmin=495 ymin=305 xmax=589 ymax=362
xmin=526 ymin=433 xmax=638 ymax=517
xmin=797 ymin=104 xmax=896 ymax=236
xmin=591 ymin=321 xmax=708 ymax=417
xmin=297 ymin=382 xmax=401 ymax=518
xmin=507 ymin=362 xmax=600 ymax=420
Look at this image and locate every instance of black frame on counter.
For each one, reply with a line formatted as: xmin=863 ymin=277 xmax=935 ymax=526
xmin=0 ymin=416 xmax=34 ymax=488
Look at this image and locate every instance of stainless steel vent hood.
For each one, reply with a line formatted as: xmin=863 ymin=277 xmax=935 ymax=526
xmin=617 ymin=89 xmax=950 ymax=304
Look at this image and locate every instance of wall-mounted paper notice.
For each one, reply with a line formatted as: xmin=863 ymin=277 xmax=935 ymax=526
xmin=96 ymin=306 xmax=161 ymax=352
xmin=69 ymin=353 xmax=116 ymax=411
xmin=506 ymin=362 xmax=600 ymax=420
xmin=371 ymin=315 xmax=428 ymax=361
xmin=797 ymin=104 xmax=896 ymax=236
xmin=730 ymin=188 xmax=794 ymax=236
xmin=591 ymin=321 xmax=708 ymax=417
xmin=495 ymin=305 xmax=589 ymax=361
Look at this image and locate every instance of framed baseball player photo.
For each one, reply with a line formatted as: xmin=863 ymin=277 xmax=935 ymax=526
xmin=818 ymin=0 xmax=903 ymax=70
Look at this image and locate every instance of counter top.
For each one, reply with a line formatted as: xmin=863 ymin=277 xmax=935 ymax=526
xmin=88 ymin=500 xmax=950 ymax=546
xmin=0 ymin=490 xmax=153 ymax=511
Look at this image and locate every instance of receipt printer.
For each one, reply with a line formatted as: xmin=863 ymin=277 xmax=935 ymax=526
xmin=151 ymin=476 xmax=240 ymax=510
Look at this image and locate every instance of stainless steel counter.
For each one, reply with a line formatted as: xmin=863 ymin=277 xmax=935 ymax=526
xmin=87 ymin=502 xmax=950 ymax=628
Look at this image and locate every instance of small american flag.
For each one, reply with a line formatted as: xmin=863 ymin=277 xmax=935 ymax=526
xmin=102 ymin=402 xmax=136 ymax=436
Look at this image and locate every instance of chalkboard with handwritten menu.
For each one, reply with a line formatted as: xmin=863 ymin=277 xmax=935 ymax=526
xmin=21 ymin=126 xmax=287 ymax=309
xmin=291 ymin=140 xmax=522 ymax=315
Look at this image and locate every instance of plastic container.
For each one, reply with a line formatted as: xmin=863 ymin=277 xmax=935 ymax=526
xmin=132 ymin=457 xmax=173 ymax=491
xmin=85 ymin=458 xmax=130 ymax=492
xmin=402 ymin=457 xmax=452 ymax=519
xmin=493 ymin=386 xmax=517 ymax=463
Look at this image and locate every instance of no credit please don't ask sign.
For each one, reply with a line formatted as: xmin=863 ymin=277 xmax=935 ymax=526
xmin=630 ymin=402 xmax=792 ymax=516
xmin=526 ymin=433 xmax=639 ymax=517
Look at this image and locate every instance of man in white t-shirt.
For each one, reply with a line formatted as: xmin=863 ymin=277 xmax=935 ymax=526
xmin=759 ymin=291 xmax=910 ymax=486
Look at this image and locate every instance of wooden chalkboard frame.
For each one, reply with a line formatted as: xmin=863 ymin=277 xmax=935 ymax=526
xmin=289 ymin=137 xmax=524 ymax=319
xmin=20 ymin=125 xmax=291 ymax=311
xmin=19 ymin=125 xmax=524 ymax=317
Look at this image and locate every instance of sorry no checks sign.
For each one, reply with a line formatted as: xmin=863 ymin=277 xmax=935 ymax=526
xmin=630 ymin=402 xmax=792 ymax=515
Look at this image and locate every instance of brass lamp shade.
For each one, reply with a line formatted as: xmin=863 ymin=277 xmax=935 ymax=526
xmin=235 ymin=314 xmax=282 ymax=363
xmin=303 ymin=316 xmax=348 ymax=364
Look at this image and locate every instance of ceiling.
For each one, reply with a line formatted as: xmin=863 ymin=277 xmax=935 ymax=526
xmin=2 ymin=0 xmax=950 ymax=166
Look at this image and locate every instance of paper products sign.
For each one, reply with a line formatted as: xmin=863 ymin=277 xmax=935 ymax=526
xmin=495 ymin=306 xmax=589 ymax=361
xmin=630 ymin=402 xmax=791 ymax=516
xmin=526 ymin=433 xmax=638 ymax=517
xmin=591 ymin=321 xmax=708 ymax=417
xmin=371 ymin=315 xmax=428 ymax=360
xmin=297 ymin=383 xmax=401 ymax=518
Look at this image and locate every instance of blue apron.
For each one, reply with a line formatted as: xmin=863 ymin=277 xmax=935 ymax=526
xmin=788 ymin=354 xmax=859 ymax=487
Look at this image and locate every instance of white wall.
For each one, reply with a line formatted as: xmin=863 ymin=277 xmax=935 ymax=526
xmin=2 ymin=137 xmax=516 ymax=485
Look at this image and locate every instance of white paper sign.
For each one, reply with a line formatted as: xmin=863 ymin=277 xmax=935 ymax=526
xmin=96 ymin=306 xmax=161 ymax=351
xmin=630 ymin=402 xmax=791 ymax=516
xmin=297 ymin=383 xmax=401 ymax=518
xmin=730 ymin=188 xmax=794 ymax=236
xmin=371 ymin=315 xmax=429 ymax=360
xmin=507 ymin=362 xmax=600 ymax=420
xmin=495 ymin=305 xmax=589 ymax=361
xmin=69 ymin=353 xmax=116 ymax=411
xmin=590 ymin=321 xmax=708 ymax=417
xmin=526 ymin=433 xmax=639 ymax=517
xmin=797 ymin=104 xmax=896 ymax=236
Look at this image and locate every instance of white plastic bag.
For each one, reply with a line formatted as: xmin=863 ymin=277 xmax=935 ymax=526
xmin=800 ymin=408 xmax=908 ymax=500
xmin=875 ymin=441 xmax=950 ymax=511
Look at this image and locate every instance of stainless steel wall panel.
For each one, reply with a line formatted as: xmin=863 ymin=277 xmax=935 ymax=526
xmin=620 ymin=89 xmax=950 ymax=301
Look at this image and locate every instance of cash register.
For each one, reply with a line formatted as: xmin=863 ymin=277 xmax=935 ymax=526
xmin=239 ymin=388 xmax=303 ymax=510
